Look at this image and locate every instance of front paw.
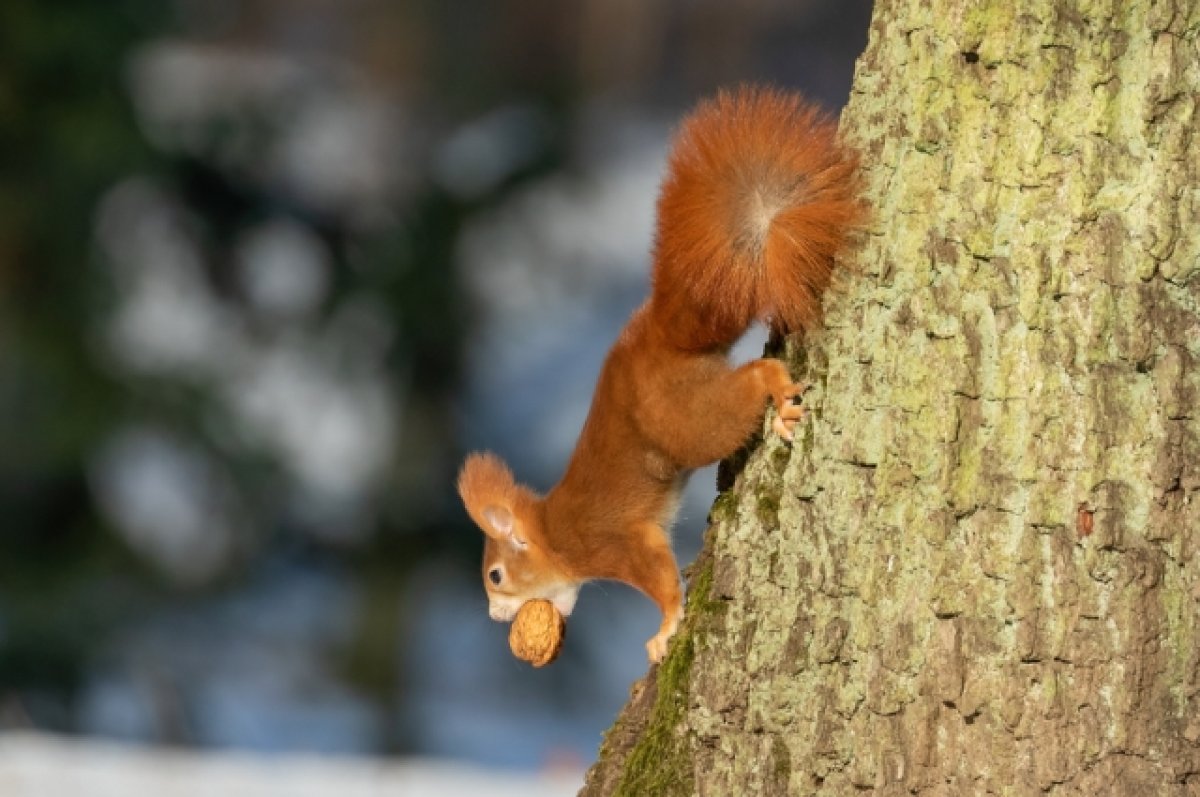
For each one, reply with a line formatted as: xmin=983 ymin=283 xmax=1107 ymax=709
xmin=772 ymin=382 xmax=808 ymax=441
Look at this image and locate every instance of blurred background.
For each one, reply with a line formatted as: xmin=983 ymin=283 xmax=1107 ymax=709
xmin=0 ymin=0 xmax=870 ymax=791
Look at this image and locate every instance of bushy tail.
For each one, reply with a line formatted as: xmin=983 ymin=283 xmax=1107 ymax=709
xmin=648 ymin=86 xmax=863 ymax=351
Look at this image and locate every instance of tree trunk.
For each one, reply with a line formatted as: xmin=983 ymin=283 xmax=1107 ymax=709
xmin=582 ymin=1 xmax=1200 ymax=794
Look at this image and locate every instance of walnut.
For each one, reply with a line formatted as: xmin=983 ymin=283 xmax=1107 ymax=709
xmin=508 ymin=599 xmax=565 ymax=667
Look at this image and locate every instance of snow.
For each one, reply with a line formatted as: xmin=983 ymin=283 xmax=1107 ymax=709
xmin=0 ymin=733 xmax=583 ymax=797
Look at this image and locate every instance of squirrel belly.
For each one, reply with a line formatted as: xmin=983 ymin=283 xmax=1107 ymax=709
xmin=458 ymin=85 xmax=864 ymax=664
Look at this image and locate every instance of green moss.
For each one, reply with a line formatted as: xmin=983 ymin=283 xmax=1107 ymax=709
xmin=770 ymin=443 xmax=791 ymax=474
xmin=613 ymin=558 xmax=722 ymax=796
xmin=709 ymin=490 xmax=739 ymax=524
xmin=613 ymin=624 xmax=697 ymax=795
xmin=756 ymin=487 xmax=782 ymax=528
xmin=684 ymin=552 xmax=725 ymax=619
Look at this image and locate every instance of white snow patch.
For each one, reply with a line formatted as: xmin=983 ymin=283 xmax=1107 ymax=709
xmin=0 ymin=733 xmax=583 ymax=797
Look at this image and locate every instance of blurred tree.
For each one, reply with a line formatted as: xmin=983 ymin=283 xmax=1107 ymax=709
xmin=0 ymin=0 xmax=571 ymax=739
xmin=0 ymin=0 xmax=875 ymax=760
xmin=0 ymin=0 xmax=166 ymax=703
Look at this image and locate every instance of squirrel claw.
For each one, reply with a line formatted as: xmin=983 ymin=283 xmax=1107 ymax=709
xmin=772 ymin=382 xmax=808 ymax=441
xmin=773 ymin=414 xmax=795 ymax=441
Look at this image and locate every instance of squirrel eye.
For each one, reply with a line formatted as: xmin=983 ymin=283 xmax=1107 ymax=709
xmin=488 ymin=567 xmax=502 ymax=586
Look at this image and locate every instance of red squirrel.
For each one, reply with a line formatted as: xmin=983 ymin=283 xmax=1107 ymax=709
xmin=458 ymin=86 xmax=862 ymax=662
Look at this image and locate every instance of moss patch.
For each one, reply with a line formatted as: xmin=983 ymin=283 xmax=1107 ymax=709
xmin=612 ymin=557 xmax=722 ymax=796
xmin=754 ymin=479 xmax=783 ymax=528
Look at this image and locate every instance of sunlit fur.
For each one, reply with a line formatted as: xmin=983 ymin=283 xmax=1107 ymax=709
xmin=652 ymin=87 xmax=863 ymax=350
xmin=456 ymin=453 xmax=579 ymax=621
xmin=458 ymin=86 xmax=863 ymax=663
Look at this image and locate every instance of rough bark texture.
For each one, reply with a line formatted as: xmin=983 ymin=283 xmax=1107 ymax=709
xmin=582 ymin=1 xmax=1200 ymax=794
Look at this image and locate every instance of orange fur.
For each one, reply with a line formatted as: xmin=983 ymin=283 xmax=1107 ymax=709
xmin=458 ymin=86 xmax=863 ymax=663
xmin=651 ymin=87 xmax=862 ymax=349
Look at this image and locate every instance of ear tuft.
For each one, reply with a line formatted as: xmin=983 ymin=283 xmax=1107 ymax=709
xmin=458 ymin=452 xmax=527 ymax=541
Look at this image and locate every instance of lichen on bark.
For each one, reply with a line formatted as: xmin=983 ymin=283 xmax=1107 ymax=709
xmin=582 ymin=0 xmax=1200 ymax=794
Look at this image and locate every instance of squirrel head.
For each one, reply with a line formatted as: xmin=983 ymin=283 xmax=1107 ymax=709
xmin=457 ymin=452 xmax=579 ymax=621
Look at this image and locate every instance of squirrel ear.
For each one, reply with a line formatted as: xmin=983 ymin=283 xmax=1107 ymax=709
xmin=483 ymin=505 xmax=527 ymax=549
xmin=457 ymin=452 xmax=533 ymax=549
xmin=483 ymin=505 xmax=512 ymax=537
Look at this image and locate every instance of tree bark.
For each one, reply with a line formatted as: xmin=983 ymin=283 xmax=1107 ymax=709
xmin=582 ymin=1 xmax=1200 ymax=794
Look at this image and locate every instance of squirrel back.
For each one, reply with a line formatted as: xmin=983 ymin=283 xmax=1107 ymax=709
xmin=649 ymin=86 xmax=863 ymax=351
